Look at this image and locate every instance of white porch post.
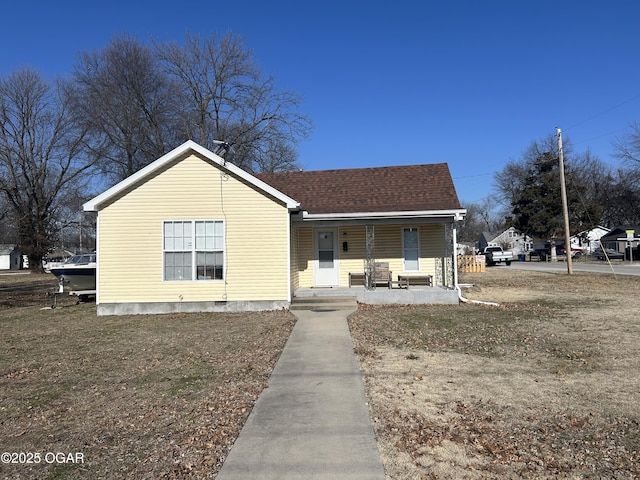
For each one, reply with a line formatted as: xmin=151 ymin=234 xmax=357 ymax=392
xmin=452 ymin=223 xmax=459 ymax=290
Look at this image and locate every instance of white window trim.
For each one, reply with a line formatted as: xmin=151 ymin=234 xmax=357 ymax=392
xmin=402 ymin=226 xmax=420 ymax=272
xmin=162 ymin=219 xmax=225 ymax=281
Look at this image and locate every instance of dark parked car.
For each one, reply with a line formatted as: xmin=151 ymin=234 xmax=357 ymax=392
xmin=593 ymin=248 xmax=624 ymax=260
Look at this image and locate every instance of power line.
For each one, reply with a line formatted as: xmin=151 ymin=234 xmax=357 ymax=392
xmin=453 ymin=171 xmax=495 ymax=179
xmin=570 ymin=127 xmax=629 ymax=148
xmin=565 ymin=92 xmax=640 ymax=131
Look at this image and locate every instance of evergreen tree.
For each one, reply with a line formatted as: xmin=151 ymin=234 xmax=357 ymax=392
xmin=511 ymin=151 xmax=599 ymax=241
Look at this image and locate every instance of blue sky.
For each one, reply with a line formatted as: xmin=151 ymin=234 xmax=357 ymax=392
xmin=2 ymin=1 xmax=639 ymax=204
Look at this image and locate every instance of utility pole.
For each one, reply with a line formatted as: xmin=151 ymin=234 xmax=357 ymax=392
xmin=556 ymin=127 xmax=573 ymax=275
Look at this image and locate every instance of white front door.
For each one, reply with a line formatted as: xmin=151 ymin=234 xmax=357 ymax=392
xmin=314 ymin=228 xmax=339 ymax=286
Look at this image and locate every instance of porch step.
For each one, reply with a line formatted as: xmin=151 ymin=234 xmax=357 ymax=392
xmin=290 ymin=295 xmax=358 ymax=311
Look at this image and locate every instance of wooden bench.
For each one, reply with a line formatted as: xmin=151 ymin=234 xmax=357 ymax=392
xmin=397 ymin=275 xmax=433 ymax=287
xmin=390 ymin=276 xmax=409 ymax=289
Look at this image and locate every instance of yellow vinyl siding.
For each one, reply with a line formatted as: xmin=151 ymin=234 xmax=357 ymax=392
xmin=418 ymin=224 xmax=447 ymax=276
xmin=296 ymin=226 xmax=314 ymax=288
xmin=373 ymin=224 xmax=445 ymax=280
xmin=97 ymin=154 xmax=290 ymax=304
xmin=290 ymin=225 xmax=300 ymax=291
xmin=338 ymin=225 xmax=367 ymax=286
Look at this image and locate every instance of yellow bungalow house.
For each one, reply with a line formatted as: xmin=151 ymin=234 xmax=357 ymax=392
xmin=84 ymin=140 xmax=466 ymax=315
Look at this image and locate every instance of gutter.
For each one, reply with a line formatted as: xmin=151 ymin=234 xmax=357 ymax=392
xmin=295 ymin=209 xmax=467 ymax=222
xmin=453 ymin=226 xmax=500 ymax=307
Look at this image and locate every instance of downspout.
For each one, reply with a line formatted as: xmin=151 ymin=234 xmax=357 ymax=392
xmin=453 ymin=223 xmax=500 ymax=307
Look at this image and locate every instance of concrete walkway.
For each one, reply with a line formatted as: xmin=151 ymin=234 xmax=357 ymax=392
xmin=216 ymin=301 xmax=386 ymax=480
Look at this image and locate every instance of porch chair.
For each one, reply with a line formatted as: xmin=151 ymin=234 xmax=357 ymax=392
xmin=365 ymin=261 xmax=392 ymax=289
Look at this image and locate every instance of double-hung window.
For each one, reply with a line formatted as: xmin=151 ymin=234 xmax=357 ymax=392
xmin=163 ymin=220 xmax=224 ymax=281
xmin=403 ymin=227 xmax=420 ymax=271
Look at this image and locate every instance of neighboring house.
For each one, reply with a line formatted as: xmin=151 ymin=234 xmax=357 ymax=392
xmin=533 ymin=226 xmax=609 ymax=256
xmin=84 ymin=141 xmax=466 ymax=315
xmin=478 ymin=227 xmax=532 ymax=255
xmin=570 ymin=226 xmax=610 ymax=253
xmin=0 ymin=244 xmax=22 ymax=270
xmin=599 ymin=226 xmax=640 ymax=253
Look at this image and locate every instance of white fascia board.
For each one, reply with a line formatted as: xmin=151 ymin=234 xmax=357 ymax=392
xmin=84 ymin=140 xmax=300 ymax=212
xmin=298 ymin=209 xmax=467 ymax=222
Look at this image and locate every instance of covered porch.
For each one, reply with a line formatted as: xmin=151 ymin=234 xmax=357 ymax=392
xmin=257 ymin=161 xmax=466 ymax=308
xmin=290 ymin=215 xmax=461 ymax=299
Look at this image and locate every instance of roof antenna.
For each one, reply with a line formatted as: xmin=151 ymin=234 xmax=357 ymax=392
xmin=211 ymin=140 xmax=231 ymax=164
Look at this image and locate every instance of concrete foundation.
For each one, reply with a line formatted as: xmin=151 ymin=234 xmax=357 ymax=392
xmin=294 ymin=286 xmax=460 ymax=305
xmin=96 ymin=299 xmax=290 ymax=316
xmin=95 ymin=286 xmax=459 ymax=316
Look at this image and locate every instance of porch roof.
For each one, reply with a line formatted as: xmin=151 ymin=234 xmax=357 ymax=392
xmin=256 ymin=163 xmax=463 ymax=216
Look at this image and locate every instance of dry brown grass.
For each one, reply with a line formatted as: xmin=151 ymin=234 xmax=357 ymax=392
xmin=349 ymin=269 xmax=640 ymax=479
xmin=0 ymin=273 xmax=296 ymax=479
xmin=3 ymin=270 xmax=640 ymax=479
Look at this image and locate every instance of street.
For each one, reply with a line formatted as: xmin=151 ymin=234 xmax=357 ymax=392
xmin=500 ymin=259 xmax=640 ymax=276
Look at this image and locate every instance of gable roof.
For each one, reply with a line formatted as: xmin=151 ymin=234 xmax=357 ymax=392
xmin=479 ymin=231 xmax=495 ymax=242
xmin=83 ymin=140 xmax=300 ymax=212
xmin=256 ymin=163 xmax=463 ymax=217
xmin=600 ymin=226 xmax=640 ymax=241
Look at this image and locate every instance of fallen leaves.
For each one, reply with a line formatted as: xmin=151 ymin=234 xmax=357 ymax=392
xmin=0 ymin=276 xmax=296 ymax=480
xmin=349 ymin=269 xmax=640 ymax=479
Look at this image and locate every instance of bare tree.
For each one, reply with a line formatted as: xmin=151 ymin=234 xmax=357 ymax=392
xmin=0 ymin=197 xmax=16 ymax=243
xmin=594 ymin=167 xmax=640 ymax=226
xmin=155 ymin=32 xmax=312 ymax=173
xmin=71 ymin=34 xmax=180 ymax=184
xmin=613 ymin=121 xmax=640 ymax=165
xmin=611 ymin=123 xmax=640 ymax=224
xmin=0 ymin=69 xmax=94 ymax=271
xmin=457 ymin=199 xmax=506 ymax=244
